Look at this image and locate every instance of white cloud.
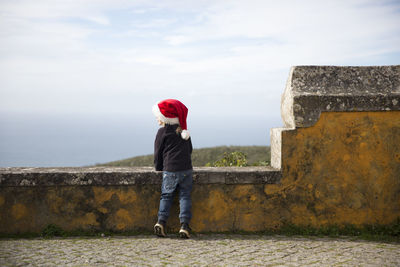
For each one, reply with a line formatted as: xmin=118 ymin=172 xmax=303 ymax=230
xmin=164 ymin=35 xmax=191 ymax=46
xmin=0 ymin=0 xmax=399 ymax=119
xmin=161 ymin=0 xmax=400 ymax=59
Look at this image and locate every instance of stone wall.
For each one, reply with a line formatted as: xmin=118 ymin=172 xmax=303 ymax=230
xmin=1 ymin=65 xmax=399 ymax=234
xmin=270 ymin=65 xmax=400 ymax=227
xmin=0 ymin=167 xmax=281 ymax=233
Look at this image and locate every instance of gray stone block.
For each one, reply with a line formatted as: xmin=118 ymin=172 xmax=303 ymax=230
xmin=281 ymin=65 xmax=400 ymax=128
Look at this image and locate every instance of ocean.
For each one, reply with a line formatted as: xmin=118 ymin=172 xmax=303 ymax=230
xmin=0 ymin=113 xmax=280 ymax=167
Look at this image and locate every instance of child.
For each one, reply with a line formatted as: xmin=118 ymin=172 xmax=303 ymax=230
xmin=152 ymin=99 xmax=193 ymax=238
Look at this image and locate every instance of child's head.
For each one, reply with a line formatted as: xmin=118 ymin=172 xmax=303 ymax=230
xmin=152 ymin=99 xmax=190 ymax=140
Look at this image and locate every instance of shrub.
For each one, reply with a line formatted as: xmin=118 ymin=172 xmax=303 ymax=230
xmin=41 ymin=224 xmax=65 ymax=237
xmin=207 ymin=151 xmax=248 ymax=167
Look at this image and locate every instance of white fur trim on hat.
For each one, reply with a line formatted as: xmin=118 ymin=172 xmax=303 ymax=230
xmin=181 ymin=130 xmax=190 ymax=140
xmin=152 ymin=104 xmax=179 ymax=125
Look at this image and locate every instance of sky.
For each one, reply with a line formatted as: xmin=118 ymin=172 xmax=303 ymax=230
xmin=0 ymin=0 xmax=400 ymax=166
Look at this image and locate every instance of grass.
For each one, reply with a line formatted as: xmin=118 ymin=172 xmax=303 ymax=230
xmin=190 ymin=219 xmax=400 ymax=243
xmin=0 ymin=226 xmax=154 ymax=239
xmin=95 ymin=146 xmax=271 ymax=167
xmin=1 ymin=219 xmax=399 ymax=243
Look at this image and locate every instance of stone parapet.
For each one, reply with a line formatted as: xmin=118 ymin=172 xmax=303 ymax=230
xmin=0 ymin=167 xmax=281 ymax=186
xmin=0 ymin=167 xmax=284 ymax=234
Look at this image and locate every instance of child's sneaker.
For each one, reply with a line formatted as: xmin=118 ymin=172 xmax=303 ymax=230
xmin=179 ymin=223 xmax=191 ymax=239
xmin=154 ymin=220 xmax=166 ymax=237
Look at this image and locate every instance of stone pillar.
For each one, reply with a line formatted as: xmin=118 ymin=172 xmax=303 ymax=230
xmin=271 ymin=65 xmax=400 ymax=169
xmin=269 ymin=65 xmax=400 ymax=226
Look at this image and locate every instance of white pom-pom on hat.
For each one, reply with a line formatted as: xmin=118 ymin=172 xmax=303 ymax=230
xmin=181 ymin=130 xmax=190 ymax=140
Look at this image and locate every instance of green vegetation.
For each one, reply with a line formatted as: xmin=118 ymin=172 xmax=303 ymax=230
xmin=274 ymin=220 xmax=400 ymax=241
xmin=196 ymin=219 xmax=400 ymax=243
xmin=1 ymin=219 xmax=399 ymax=242
xmin=96 ymin=146 xmax=271 ymax=167
xmin=207 ymin=151 xmax=248 ymax=167
xmin=42 ymin=224 xmax=65 ymax=238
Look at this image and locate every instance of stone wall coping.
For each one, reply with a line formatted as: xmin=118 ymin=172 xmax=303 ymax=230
xmin=281 ymin=65 xmax=400 ymax=128
xmin=0 ymin=167 xmax=281 ymax=186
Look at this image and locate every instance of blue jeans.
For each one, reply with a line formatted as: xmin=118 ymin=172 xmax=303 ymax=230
xmin=158 ymin=169 xmax=193 ymax=224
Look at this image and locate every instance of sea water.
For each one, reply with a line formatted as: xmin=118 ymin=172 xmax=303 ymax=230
xmin=0 ymin=113 xmax=279 ymax=167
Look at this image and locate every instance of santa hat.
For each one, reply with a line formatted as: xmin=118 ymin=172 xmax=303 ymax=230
xmin=152 ymin=99 xmax=190 ymax=140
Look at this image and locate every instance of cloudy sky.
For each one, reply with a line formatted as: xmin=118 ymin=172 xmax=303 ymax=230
xmin=0 ymin=0 xmax=399 ymax=166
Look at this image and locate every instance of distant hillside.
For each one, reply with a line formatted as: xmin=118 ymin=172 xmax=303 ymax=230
xmin=97 ymin=146 xmax=271 ymax=167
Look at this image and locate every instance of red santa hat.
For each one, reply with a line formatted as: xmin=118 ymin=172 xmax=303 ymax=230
xmin=152 ymin=99 xmax=190 ymax=140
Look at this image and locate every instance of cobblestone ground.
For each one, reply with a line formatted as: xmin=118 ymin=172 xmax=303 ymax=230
xmin=1 ymin=234 xmax=399 ymax=266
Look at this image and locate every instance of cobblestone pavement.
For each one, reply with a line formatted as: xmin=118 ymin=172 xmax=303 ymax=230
xmin=1 ymin=234 xmax=399 ymax=266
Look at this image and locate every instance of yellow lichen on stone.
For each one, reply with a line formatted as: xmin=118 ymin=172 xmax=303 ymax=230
xmin=232 ymin=185 xmax=253 ymax=198
xmin=192 ymin=188 xmax=232 ymax=231
xmin=289 ymin=204 xmax=317 ymax=226
xmin=98 ymin=207 xmax=108 ymax=214
xmin=11 ymin=203 xmax=28 ymax=220
xmin=264 ymin=184 xmax=283 ymax=196
xmin=93 ymin=187 xmax=115 ymax=205
xmin=70 ymin=212 xmax=99 ymax=229
xmin=281 ymin=111 xmax=400 ymax=226
xmin=115 ymin=209 xmax=134 ymax=231
xmin=231 ymin=185 xmax=267 ymax=231
xmin=343 ymin=154 xmax=351 ymax=161
xmin=116 ymin=189 xmax=137 ymax=204
xmin=206 ymin=190 xmax=231 ymax=221
xmin=46 ymin=190 xmax=65 ymax=214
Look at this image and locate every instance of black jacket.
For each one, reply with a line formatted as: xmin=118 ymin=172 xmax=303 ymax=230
xmin=154 ymin=124 xmax=193 ymax=172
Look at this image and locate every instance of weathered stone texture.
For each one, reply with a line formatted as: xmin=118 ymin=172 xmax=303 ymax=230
xmin=281 ymin=65 xmax=400 ymax=128
xmin=0 ymin=167 xmax=281 ymax=186
xmin=278 ymin=111 xmax=400 ymax=226
xmin=0 ymin=168 xmax=282 ymax=233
